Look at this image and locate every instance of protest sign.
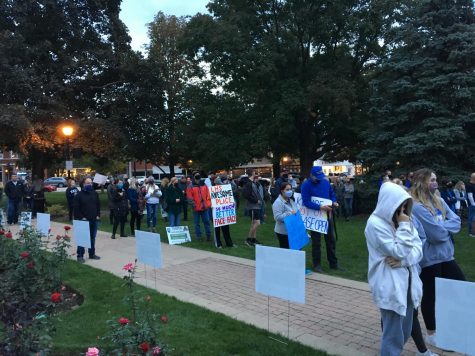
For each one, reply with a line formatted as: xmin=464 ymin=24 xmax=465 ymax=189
xmin=293 ymin=193 xmax=332 ymax=234
xmin=209 ymin=184 xmax=237 ymax=227
xmin=255 ymin=245 xmax=305 ymax=304
xmin=93 ymin=173 xmax=107 ymax=185
xmin=165 ymin=226 xmax=192 ymax=245
xmin=284 ymin=211 xmax=309 ymax=250
xmin=436 ymin=278 xmax=475 ymax=355
xmin=36 ymin=213 xmax=51 ymax=236
xmin=135 ymin=230 xmax=162 ymax=268
xmin=73 ymin=220 xmax=91 ymax=248
xmin=20 ymin=211 xmax=32 ymax=230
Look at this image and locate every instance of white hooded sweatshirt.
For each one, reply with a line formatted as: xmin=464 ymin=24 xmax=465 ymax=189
xmin=365 ymin=182 xmax=423 ymax=316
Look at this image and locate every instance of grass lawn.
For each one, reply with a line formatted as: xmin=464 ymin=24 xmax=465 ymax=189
xmin=52 ymin=261 xmax=325 ymax=356
xmin=44 ymin=191 xmax=475 ymax=282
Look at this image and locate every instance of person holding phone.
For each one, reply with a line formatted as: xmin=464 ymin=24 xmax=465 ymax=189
xmin=365 ymin=182 xmax=423 ymax=355
xmin=272 ymin=182 xmax=299 ymax=248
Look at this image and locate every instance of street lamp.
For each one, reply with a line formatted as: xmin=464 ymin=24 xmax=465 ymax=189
xmin=61 ymin=125 xmax=74 ymax=179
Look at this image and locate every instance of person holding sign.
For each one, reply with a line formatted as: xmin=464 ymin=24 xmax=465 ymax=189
xmin=365 ymin=182 xmax=423 ymax=355
xmin=73 ymin=177 xmax=101 ymax=263
xmin=410 ymin=169 xmax=465 ymax=348
xmin=213 ymin=174 xmax=236 ymax=248
xmin=301 ymin=166 xmax=339 ymax=272
xmin=187 ymin=173 xmax=212 ymax=241
xmin=272 ymin=182 xmax=299 ymax=248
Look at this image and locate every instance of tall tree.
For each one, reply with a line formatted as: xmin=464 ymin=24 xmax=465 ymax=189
xmin=184 ymin=0 xmax=406 ymax=174
xmin=0 ymin=0 xmax=132 ymax=176
xmin=362 ymin=0 xmax=475 ymax=175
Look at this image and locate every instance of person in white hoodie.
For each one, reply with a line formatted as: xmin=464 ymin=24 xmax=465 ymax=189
xmin=144 ymin=176 xmax=162 ymax=232
xmin=365 ymin=182 xmax=423 ymax=356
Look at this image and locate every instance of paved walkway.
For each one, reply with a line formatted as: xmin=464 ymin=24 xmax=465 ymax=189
xmin=10 ymin=222 xmax=454 ymax=356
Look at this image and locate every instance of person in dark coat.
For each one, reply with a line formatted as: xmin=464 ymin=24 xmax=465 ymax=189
xmin=166 ymin=177 xmax=185 ymax=227
xmin=31 ymin=178 xmax=46 ymax=218
xmin=177 ymin=176 xmax=189 ymax=221
xmin=65 ymin=179 xmax=80 ymax=221
xmin=73 ymin=177 xmax=101 ymax=263
xmin=4 ymin=174 xmax=24 ymax=224
xmin=111 ymin=179 xmax=129 ymax=239
xmin=127 ymin=178 xmax=143 ymax=236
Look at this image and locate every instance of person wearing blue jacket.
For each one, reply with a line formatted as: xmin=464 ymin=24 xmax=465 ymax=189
xmin=301 ymin=166 xmax=340 ymax=272
xmin=410 ymin=168 xmax=465 ymax=349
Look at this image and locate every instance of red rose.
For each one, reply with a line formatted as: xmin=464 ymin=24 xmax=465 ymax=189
xmin=27 ymin=262 xmax=35 ymax=269
xmin=152 ymin=346 xmax=161 ymax=355
xmin=20 ymin=252 xmax=30 ymax=259
xmin=160 ymin=315 xmax=168 ymax=324
xmin=0 ymin=229 xmax=4 ymax=235
xmin=118 ymin=317 xmax=129 ymax=325
xmin=139 ymin=342 xmax=150 ymax=354
xmin=56 ymin=235 xmax=62 ymax=240
xmin=5 ymin=232 xmax=13 ymax=239
xmin=51 ymin=292 xmax=61 ymax=303
xmin=64 ymin=226 xmax=71 ymax=231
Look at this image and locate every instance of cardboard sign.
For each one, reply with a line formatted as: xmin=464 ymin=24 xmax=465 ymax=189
xmin=293 ymin=193 xmax=332 ymax=234
xmin=93 ymin=173 xmax=107 ymax=185
xmin=135 ymin=230 xmax=162 ymax=268
xmin=212 ymin=204 xmax=237 ymax=227
xmin=209 ymin=184 xmax=235 ymax=207
xmin=19 ymin=211 xmax=32 ymax=230
xmin=165 ymin=226 xmax=192 ymax=245
xmin=73 ymin=220 xmax=91 ymax=248
xmin=36 ymin=213 xmax=51 ymax=236
xmin=255 ymin=245 xmax=306 ymax=304
xmin=436 ymin=278 xmax=475 ymax=354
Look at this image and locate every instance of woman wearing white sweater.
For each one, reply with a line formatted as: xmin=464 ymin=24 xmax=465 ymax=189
xmin=365 ymin=182 xmax=423 ymax=355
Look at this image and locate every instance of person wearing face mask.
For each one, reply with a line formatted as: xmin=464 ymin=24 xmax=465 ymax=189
xmin=73 ymin=177 xmax=101 ymax=263
xmin=301 ymin=166 xmax=340 ymax=272
xmin=410 ymin=169 xmax=465 ymax=348
xmin=165 ymin=176 xmax=185 ymax=227
xmin=242 ymin=170 xmax=265 ymax=246
xmin=111 ymin=179 xmax=129 ymax=239
xmin=272 ymin=182 xmax=299 ymax=248
xmin=212 ymin=174 xmax=237 ymax=248
xmin=66 ymin=179 xmax=80 ymax=221
xmin=187 ymin=172 xmax=212 ymax=241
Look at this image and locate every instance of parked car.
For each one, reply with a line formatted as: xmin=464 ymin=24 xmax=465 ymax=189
xmin=43 ymin=177 xmax=68 ymax=188
xmin=43 ymin=184 xmax=57 ymax=192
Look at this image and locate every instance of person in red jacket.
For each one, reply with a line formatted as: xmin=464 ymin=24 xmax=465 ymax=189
xmin=187 ymin=173 xmax=212 ymax=241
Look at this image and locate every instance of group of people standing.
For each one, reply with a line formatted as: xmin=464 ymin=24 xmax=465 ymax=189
xmin=2 ymin=174 xmax=46 ymax=225
xmin=366 ymin=168 xmax=468 ymax=355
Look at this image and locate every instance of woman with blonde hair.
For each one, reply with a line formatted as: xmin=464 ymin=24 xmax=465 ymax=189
xmin=453 ymin=181 xmax=467 ymax=218
xmin=410 ymin=168 xmax=465 ymax=348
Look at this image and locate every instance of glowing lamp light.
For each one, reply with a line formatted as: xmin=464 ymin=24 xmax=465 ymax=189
xmin=62 ymin=126 xmax=74 ymax=137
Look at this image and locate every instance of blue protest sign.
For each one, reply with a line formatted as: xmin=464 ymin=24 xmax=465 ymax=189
xmin=285 ymin=211 xmax=309 ymax=250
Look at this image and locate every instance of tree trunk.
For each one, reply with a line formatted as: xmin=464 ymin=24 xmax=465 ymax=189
xmin=296 ymin=110 xmax=316 ymax=177
xmin=168 ymin=159 xmax=176 ymax=178
xmin=30 ymin=149 xmax=46 ymax=179
xmin=272 ymin=157 xmax=281 ymax=178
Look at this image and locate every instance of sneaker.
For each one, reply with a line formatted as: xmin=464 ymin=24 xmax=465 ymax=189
xmin=217 ymin=246 xmax=223 ymax=249
xmin=416 ymin=349 xmax=439 ymax=356
xmin=89 ymin=255 xmax=101 ymax=260
xmin=245 ymin=238 xmax=255 ymax=247
xmin=230 ymin=244 xmax=238 ymax=248
xmin=111 ymin=235 xmax=116 ymax=239
xmin=254 ymin=239 xmax=262 ymax=245
xmin=77 ymin=257 xmax=85 ymax=264
xmin=425 ymin=334 xmax=437 ymax=348
xmin=469 ymin=234 xmax=475 ymax=238
xmin=313 ymin=265 xmax=323 ymax=273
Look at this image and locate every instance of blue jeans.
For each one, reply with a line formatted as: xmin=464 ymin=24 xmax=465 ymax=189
xmin=146 ymin=203 xmax=158 ymax=228
xmin=168 ymin=212 xmax=181 ymax=227
xmin=77 ymin=219 xmax=99 ymax=258
xmin=7 ymin=198 xmax=21 ymax=224
xmin=193 ymin=210 xmax=211 ymax=239
xmin=468 ymin=206 xmax=475 ymax=234
xmin=344 ymin=198 xmax=353 ymax=218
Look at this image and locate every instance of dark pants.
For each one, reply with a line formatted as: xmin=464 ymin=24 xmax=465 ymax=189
xmin=182 ymin=202 xmax=188 ymax=221
xmin=77 ymin=220 xmax=98 ymax=258
xmin=411 ymin=309 xmax=427 ymax=353
xmin=276 ymin=232 xmax=289 ymax=249
xmin=344 ymin=197 xmax=353 ymax=219
xmin=113 ymin=213 xmax=127 ymax=237
xmin=215 ymin=224 xmax=233 ymax=247
xmin=109 ymin=208 xmax=114 ymax=225
xmin=32 ymin=199 xmax=45 ymax=218
xmin=420 ymin=260 xmax=465 ymax=331
xmin=7 ymin=198 xmax=21 ymax=224
xmin=68 ymin=200 xmax=74 ymax=221
xmin=310 ymin=222 xmax=338 ymax=268
xmin=130 ymin=211 xmax=142 ymax=235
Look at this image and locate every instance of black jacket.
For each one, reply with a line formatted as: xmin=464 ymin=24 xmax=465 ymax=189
xmin=111 ymin=188 xmax=129 ymax=216
xmin=73 ymin=190 xmax=101 ymax=221
xmin=5 ymin=180 xmax=24 ymax=200
xmin=66 ymin=186 xmax=80 ymax=203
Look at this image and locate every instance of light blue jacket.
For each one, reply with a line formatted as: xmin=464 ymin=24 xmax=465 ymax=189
xmin=272 ymin=195 xmax=299 ymax=235
xmin=412 ymin=198 xmax=461 ymax=268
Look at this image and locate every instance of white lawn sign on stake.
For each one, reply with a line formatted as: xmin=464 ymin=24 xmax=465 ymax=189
xmin=255 ymin=245 xmax=305 ymax=304
xmin=135 ymin=230 xmax=162 ymax=269
xmin=36 ymin=213 xmax=51 ymax=236
xmin=73 ymin=220 xmax=91 ymax=248
xmin=20 ymin=211 xmax=32 ymax=230
xmin=165 ymin=226 xmax=191 ymax=245
xmin=435 ymin=277 xmax=475 ymax=355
